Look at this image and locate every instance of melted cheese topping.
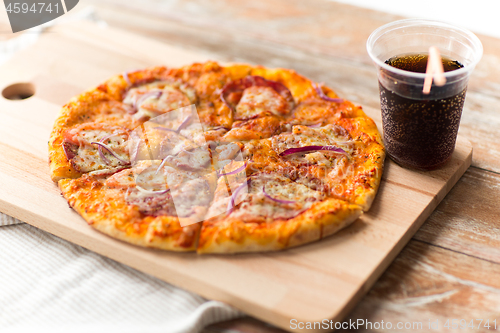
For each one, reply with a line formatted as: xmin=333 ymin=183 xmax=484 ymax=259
xmin=178 ymin=123 xmax=207 ymax=147
xmin=231 ymin=174 xmax=324 ymax=221
xmin=126 ymin=163 xmax=213 ymax=219
xmin=271 ymin=124 xmax=354 ymax=155
xmin=129 ymin=128 xmax=195 ymax=164
xmin=235 ymin=86 xmax=289 ymax=119
xmin=142 ymin=87 xmax=190 ymax=113
xmin=305 ymin=152 xmax=331 ymax=167
xmin=64 ymin=124 xmax=130 ymax=173
xmin=109 ymin=157 xmax=216 ymax=220
xmin=170 ymin=177 xmax=212 ymax=218
xmin=212 ymin=143 xmax=243 ymax=170
xmin=123 ymin=81 xmax=196 ymax=120
xmin=105 ymin=161 xmax=163 ymax=189
xmin=163 ymin=146 xmax=212 ymax=172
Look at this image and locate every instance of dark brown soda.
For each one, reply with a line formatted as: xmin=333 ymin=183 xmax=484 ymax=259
xmin=380 ymin=54 xmax=466 ymax=170
xmin=385 ymin=54 xmax=463 ymax=74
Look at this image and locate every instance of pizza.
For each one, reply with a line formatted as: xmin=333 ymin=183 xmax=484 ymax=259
xmin=48 ymin=61 xmax=385 ymax=254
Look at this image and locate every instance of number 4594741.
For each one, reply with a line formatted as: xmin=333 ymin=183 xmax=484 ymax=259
xmin=444 ymin=319 xmax=497 ymax=330
xmin=6 ymin=2 xmax=59 ymax=14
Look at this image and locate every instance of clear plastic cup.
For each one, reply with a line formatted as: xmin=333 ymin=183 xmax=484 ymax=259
xmin=367 ymin=19 xmax=483 ymax=170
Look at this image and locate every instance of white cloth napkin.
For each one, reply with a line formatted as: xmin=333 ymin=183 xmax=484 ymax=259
xmin=0 ymin=214 xmax=23 ymax=226
xmin=0 ymin=215 xmax=243 ymax=332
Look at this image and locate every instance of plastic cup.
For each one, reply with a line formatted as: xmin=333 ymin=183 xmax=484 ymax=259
xmin=367 ymin=19 xmax=483 ymax=170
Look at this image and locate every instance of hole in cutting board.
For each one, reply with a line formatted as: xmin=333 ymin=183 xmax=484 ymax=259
xmin=2 ymin=83 xmax=35 ymax=100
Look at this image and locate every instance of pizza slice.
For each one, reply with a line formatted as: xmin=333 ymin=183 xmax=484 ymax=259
xmin=243 ymin=119 xmax=383 ymax=211
xmin=59 ymin=168 xmax=201 ymax=251
xmin=198 ymin=172 xmax=362 ymax=253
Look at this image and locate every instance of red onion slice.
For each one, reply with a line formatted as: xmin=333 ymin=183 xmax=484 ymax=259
xmin=312 ymin=82 xmax=343 ymax=103
xmin=155 ymin=148 xmax=193 ymax=175
xmin=220 ymin=76 xmax=258 ymax=111
xmin=136 ymin=184 xmax=170 ymax=195
xmin=91 ymin=142 xmax=130 ymax=165
xmin=279 ymin=145 xmax=346 ymax=157
xmin=218 ymin=163 xmax=246 ymax=177
xmin=154 ymin=126 xmax=177 ymax=133
xmin=176 ymin=115 xmax=192 ymax=133
xmin=220 ymin=75 xmax=295 ymax=111
xmin=262 ymin=185 xmax=296 ymax=204
xmin=122 ymin=104 xmax=137 ymax=114
xmin=134 ymin=90 xmax=163 ymax=110
xmin=154 ymin=115 xmax=192 ymax=134
xmin=123 ymin=72 xmax=132 ymax=86
xmin=89 ymin=167 xmax=129 ymax=177
xmin=210 ymin=126 xmax=230 ymax=131
xmin=97 ymin=133 xmax=129 ymax=165
xmin=233 ymin=114 xmax=260 ymax=122
xmin=155 ymin=159 xmax=167 ymax=175
xmin=97 ymin=134 xmax=115 ymax=165
xmin=97 ymin=147 xmax=111 ymax=165
xmin=227 ymin=179 xmax=251 ymax=214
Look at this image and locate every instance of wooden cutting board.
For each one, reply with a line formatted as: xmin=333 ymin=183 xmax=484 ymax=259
xmin=0 ymin=21 xmax=472 ymax=332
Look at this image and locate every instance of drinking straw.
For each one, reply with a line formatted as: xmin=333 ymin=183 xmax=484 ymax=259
xmin=423 ymin=46 xmax=447 ymax=94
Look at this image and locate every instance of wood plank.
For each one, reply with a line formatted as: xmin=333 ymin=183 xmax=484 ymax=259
xmin=86 ymin=0 xmax=500 ymax=173
xmin=414 ymin=167 xmax=500 ymax=264
xmin=343 ymin=240 xmax=500 ymax=332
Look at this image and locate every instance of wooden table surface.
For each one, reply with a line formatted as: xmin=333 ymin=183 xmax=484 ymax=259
xmin=83 ymin=0 xmax=500 ymax=331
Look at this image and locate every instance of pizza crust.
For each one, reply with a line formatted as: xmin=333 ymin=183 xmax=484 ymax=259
xmin=197 ymin=199 xmax=362 ymax=254
xmin=59 ymin=175 xmax=200 ymax=251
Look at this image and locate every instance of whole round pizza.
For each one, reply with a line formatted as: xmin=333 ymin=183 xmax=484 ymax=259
xmin=48 ymin=61 xmax=385 ymax=254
